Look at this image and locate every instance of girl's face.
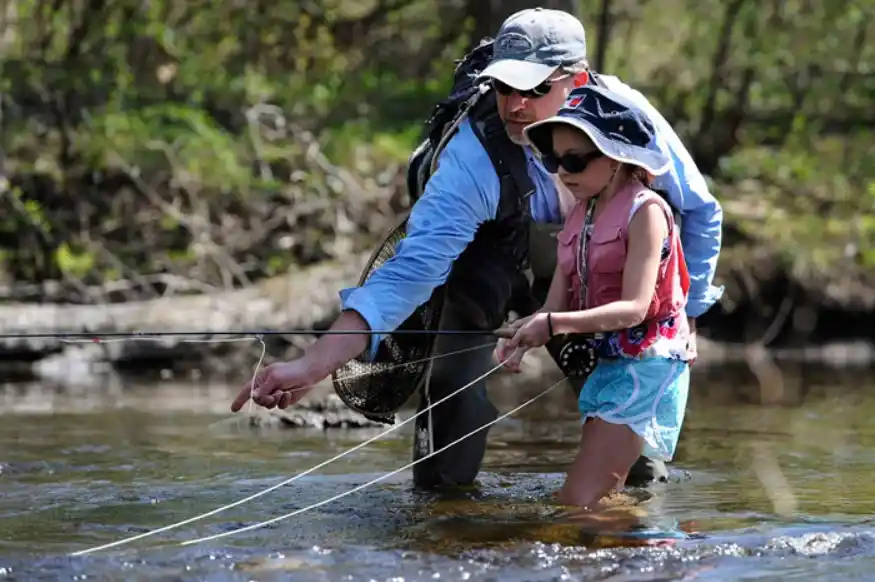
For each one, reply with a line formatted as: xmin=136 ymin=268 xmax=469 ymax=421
xmin=546 ymin=125 xmax=618 ymax=200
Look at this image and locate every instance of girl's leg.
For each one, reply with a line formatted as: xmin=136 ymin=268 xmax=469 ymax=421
xmin=557 ymin=417 xmax=644 ymax=509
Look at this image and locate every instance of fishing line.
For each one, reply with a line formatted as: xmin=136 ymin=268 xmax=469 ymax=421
xmin=204 ymin=340 xmax=498 ymax=435
xmin=180 ymin=375 xmax=565 ymax=547
xmin=272 ymin=340 xmax=498 ymax=396
xmin=68 ymin=345 xmax=513 ymax=557
xmin=1 ymin=328 xmax=507 ymax=341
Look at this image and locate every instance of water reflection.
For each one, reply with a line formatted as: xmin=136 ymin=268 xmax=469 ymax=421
xmin=2 ymin=360 xmax=875 ymax=580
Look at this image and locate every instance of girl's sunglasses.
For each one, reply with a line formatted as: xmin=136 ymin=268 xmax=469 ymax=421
xmin=491 ymin=74 xmax=571 ymax=99
xmin=542 ymin=151 xmax=604 ymax=174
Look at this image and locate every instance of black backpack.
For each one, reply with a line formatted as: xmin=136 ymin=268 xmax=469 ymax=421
xmin=331 ymin=38 xmax=535 ymax=425
xmin=405 ymin=37 xmax=498 ymax=204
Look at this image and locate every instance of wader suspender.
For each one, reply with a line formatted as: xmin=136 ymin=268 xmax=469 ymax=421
xmin=418 ymin=100 xmax=535 ymax=458
xmin=473 ymin=108 xmax=536 ymax=215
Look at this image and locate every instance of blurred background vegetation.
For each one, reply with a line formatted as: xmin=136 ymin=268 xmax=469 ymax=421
xmin=1 ymin=0 xmax=873 ymax=343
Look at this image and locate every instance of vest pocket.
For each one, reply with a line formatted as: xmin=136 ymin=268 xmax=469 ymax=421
xmin=589 ymin=227 xmax=626 ymax=274
xmin=556 ymin=228 xmax=579 ymax=278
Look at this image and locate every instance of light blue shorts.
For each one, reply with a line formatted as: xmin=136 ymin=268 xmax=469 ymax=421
xmin=578 ymin=357 xmax=690 ymax=462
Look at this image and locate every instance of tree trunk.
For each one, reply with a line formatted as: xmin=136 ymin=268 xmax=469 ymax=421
xmin=465 ymin=0 xmax=579 ymax=49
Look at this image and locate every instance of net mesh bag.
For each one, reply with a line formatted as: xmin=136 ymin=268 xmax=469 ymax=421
xmin=331 ymin=215 xmax=445 ymax=425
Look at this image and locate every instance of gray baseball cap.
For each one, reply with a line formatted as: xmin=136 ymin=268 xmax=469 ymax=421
xmin=477 ymin=8 xmax=588 ymax=91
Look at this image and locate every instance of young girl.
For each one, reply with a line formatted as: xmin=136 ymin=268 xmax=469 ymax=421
xmin=496 ymin=85 xmax=695 ymax=510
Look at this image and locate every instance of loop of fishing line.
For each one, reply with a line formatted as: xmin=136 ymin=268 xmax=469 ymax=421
xmin=68 ymin=343 xmax=513 ymax=557
xmin=179 ymin=375 xmax=565 ymax=547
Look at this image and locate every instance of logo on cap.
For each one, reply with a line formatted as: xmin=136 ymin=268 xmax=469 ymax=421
xmin=495 ymin=32 xmax=534 ymax=57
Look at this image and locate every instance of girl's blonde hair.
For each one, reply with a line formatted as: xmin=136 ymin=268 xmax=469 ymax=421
xmin=629 ymin=165 xmax=656 ymax=186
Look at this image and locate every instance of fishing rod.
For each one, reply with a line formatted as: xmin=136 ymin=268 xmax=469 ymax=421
xmin=0 ymin=328 xmax=518 ymax=340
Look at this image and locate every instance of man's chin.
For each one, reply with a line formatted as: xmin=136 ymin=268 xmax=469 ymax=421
xmin=505 ymin=122 xmax=531 ymax=145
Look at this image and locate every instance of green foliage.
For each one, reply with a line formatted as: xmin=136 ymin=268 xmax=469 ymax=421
xmin=54 ymin=242 xmax=95 ymax=278
xmin=81 ymin=105 xmax=255 ymax=194
xmin=1 ymin=0 xmax=874 ymax=296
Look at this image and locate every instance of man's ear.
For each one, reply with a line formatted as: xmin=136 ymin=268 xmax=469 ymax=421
xmin=573 ymin=71 xmax=590 ymax=87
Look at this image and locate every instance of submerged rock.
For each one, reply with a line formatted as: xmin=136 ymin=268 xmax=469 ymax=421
xmin=249 ymin=387 xmax=387 ymax=429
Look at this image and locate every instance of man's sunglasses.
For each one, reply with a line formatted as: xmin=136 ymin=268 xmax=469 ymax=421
xmin=491 ymin=74 xmax=572 ymax=99
xmin=542 ymin=151 xmax=604 ymax=174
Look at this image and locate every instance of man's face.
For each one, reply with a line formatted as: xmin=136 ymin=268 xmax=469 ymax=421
xmin=494 ymin=72 xmax=578 ymax=145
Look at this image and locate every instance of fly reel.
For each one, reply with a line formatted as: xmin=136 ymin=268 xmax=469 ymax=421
xmin=555 ymin=334 xmax=598 ymax=379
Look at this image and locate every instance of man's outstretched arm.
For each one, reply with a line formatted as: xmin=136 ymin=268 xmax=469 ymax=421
xmin=305 ymin=123 xmax=502 ymax=379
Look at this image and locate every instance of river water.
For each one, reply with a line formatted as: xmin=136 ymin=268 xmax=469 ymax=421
xmin=2 ymin=359 xmax=875 ymax=581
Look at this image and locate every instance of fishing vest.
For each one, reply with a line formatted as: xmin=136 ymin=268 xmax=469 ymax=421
xmin=560 ymin=181 xmax=689 ymax=320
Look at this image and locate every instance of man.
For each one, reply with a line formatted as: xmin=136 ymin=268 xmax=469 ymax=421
xmin=231 ymin=8 xmax=723 ymax=489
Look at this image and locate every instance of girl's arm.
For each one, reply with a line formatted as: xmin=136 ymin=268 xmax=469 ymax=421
xmin=494 ymin=262 xmax=569 ymax=366
xmin=550 ymin=201 xmax=668 ymax=336
xmin=498 ymin=262 xmax=567 ymax=336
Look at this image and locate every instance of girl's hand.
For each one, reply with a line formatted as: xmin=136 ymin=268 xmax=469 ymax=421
xmin=494 ymin=338 xmax=528 ymax=372
xmin=506 ymin=312 xmax=553 ymax=351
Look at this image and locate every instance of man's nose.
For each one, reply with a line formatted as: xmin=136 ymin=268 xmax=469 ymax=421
xmin=506 ymin=91 xmax=530 ymax=111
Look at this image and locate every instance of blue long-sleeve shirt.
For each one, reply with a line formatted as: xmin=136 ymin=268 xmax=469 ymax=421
xmin=599 ymin=75 xmax=725 ymax=319
xmin=341 ymin=77 xmax=724 ymax=360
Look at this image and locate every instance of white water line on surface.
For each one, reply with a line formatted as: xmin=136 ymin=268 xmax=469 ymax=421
xmin=68 ymin=342 xmax=514 ymax=557
xmin=179 ymin=375 xmax=565 ymax=546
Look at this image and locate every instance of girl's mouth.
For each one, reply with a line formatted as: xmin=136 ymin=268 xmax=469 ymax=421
xmin=561 ymin=180 xmax=592 ymax=200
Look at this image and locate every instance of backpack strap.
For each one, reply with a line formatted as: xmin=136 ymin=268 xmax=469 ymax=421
xmin=468 ymin=93 xmax=535 ymax=219
xmin=466 ymin=92 xmax=536 ymax=317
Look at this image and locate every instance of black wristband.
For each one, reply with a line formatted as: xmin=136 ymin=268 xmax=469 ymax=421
xmin=546 ymin=312 xmax=554 ymax=338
